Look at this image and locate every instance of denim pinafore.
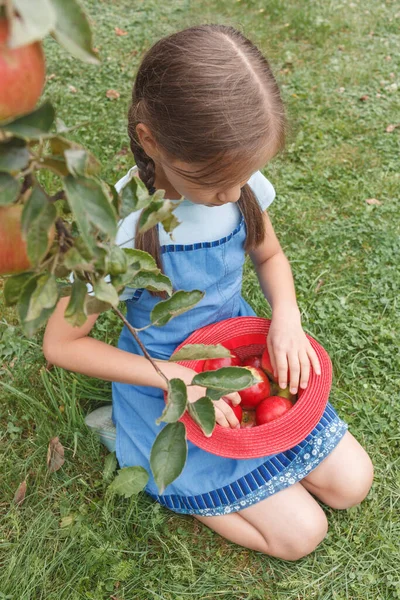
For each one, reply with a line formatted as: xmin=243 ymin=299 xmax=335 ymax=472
xmin=111 ymin=211 xmax=348 ymax=517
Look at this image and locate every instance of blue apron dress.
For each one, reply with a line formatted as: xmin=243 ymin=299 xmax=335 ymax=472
xmin=111 ymin=212 xmax=348 ymax=517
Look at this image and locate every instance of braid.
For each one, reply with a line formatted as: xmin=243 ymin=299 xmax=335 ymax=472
xmin=130 ymin=142 xmax=157 ymax=195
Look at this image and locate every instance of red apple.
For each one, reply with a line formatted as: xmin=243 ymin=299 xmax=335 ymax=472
xmin=0 ymin=205 xmax=31 ymax=274
xmin=238 ymin=367 xmax=271 ymax=410
xmin=261 ymin=346 xmax=277 ymax=381
xmin=222 ymin=398 xmax=243 ymax=424
xmin=0 ymin=19 xmax=46 ymax=121
xmin=203 ymin=351 xmax=241 ymax=371
xmin=255 ymin=395 xmax=293 ymax=425
xmin=0 ymin=205 xmax=55 ymax=275
xmin=242 ymin=354 xmax=262 ymax=369
xmin=240 ymin=409 xmax=256 ymax=428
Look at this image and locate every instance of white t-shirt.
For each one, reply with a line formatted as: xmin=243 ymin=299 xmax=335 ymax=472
xmin=71 ymin=166 xmax=276 ymax=301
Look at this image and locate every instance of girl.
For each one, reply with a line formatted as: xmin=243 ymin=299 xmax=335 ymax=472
xmin=43 ymin=25 xmax=373 ymax=561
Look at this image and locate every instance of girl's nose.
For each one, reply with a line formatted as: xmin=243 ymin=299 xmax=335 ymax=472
xmin=217 ymin=184 xmax=242 ymax=205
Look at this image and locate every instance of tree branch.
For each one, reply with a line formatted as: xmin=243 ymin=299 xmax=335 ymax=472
xmin=111 ymin=305 xmax=169 ymax=386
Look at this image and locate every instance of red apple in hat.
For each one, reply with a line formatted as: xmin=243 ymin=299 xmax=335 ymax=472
xmin=242 ymin=354 xmax=262 ymax=369
xmin=239 ymin=367 xmax=271 ymax=410
xmin=261 ymin=346 xmax=277 ymax=382
xmin=203 ymin=350 xmax=241 ymax=371
xmin=255 ymin=395 xmax=293 ymax=425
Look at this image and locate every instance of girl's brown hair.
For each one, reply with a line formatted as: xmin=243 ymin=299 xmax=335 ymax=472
xmin=127 ymin=24 xmax=285 ymax=282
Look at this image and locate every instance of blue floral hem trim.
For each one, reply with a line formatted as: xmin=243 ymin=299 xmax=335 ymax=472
xmin=146 ymin=405 xmax=349 ymax=516
xmin=160 ymin=216 xmax=244 ymax=254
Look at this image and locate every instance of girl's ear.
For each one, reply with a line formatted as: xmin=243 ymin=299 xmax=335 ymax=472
xmin=136 ymin=123 xmax=160 ymax=161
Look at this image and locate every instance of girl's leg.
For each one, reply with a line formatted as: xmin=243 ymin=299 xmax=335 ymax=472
xmin=194 ymin=481 xmax=328 ymax=561
xmin=299 ymin=431 xmax=374 ymax=509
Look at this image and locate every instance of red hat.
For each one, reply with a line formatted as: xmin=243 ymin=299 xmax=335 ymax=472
xmin=169 ymin=316 xmax=332 ymax=459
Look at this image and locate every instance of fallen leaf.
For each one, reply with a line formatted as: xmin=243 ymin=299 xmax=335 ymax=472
xmin=93 ymin=47 xmax=99 ymax=54
xmin=338 ymin=87 xmax=345 ymax=93
xmin=390 ymin=72 xmax=395 ymax=78
xmin=386 ymin=124 xmax=399 ymax=133
xmin=47 ymin=73 xmax=56 ymax=81
xmin=106 ymin=89 xmax=120 ymax=100
xmin=385 ymin=55 xmax=392 ymax=61
xmin=359 ymin=95 xmax=369 ymax=102
xmin=365 ymin=198 xmax=382 ymax=206
xmin=315 ymin=279 xmax=324 ymax=293
xmin=338 ymin=45 xmax=345 ymax=51
xmin=47 ymin=437 xmax=65 ymax=472
xmin=69 ymin=85 xmax=77 ymax=93
xmin=115 ymin=27 xmax=128 ymax=36
xmin=13 ymin=480 xmax=27 ymax=506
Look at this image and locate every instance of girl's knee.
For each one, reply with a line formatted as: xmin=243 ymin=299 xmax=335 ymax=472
xmin=329 ymin=451 xmax=374 ymax=510
xmin=269 ymin=510 xmax=328 ymax=562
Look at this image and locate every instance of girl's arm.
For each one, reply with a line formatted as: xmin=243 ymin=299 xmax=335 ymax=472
xmin=249 ymin=212 xmax=321 ymax=394
xmin=43 ymin=297 xmax=241 ymax=428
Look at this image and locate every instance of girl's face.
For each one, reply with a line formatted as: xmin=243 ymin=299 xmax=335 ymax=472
xmin=159 ymin=150 xmax=272 ymax=207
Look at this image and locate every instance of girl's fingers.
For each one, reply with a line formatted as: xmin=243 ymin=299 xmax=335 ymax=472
xmin=216 ymin=400 xmax=240 ymax=429
xmin=288 ymin=352 xmax=300 ymax=394
xmin=299 ymin=350 xmax=310 ymax=390
xmin=225 ymin=391 xmax=241 ymax=406
xmin=275 ymin=350 xmax=289 ymax=389
xmin=308 ymin=344 xmax=321 ymax=375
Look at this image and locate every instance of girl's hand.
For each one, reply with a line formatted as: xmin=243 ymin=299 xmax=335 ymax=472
xmin=187 ymin=384 xmax=242 ymax=429
xmin=267 ymin=310 xmax=321 ymax=395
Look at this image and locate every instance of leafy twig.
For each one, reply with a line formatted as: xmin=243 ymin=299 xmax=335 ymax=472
xmin=112 ymin=305 xmax=169 ymax=386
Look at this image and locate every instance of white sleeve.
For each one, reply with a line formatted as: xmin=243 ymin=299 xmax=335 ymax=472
xmin=248 ymin=170 xmax=276 ymax=211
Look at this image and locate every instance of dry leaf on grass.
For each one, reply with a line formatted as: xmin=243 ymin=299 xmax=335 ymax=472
xmin=13 ymin=480 xmax=27 ymax=506
xmin=69 ymin=85 xmax=77 ymax=93
xmin=365 ymin=198 xmax=382 ymax=206
xmin=47 ymin=437 xmax=65 ymax=472
xmin=359 ymin=95 xmax=369 ymax=102
xmin=115 ymin=27 xmax=128 ymax=36
xmin=386 ymin=124 xmax=399 ymax=133
xmin=106 ymin=89 xmax=120 ymax=100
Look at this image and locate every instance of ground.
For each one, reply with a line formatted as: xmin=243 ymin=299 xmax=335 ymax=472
xmin=1 ymin=0 xmax=399 ymax=598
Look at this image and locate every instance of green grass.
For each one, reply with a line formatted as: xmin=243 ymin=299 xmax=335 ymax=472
xmin=1 ymin=0 xmax=400 ymax=598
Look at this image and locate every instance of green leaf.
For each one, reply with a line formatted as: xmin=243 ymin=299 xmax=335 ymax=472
xmin=0 ymin=172 xmax=21 ymax=205
xmin=107 ymin=245 xmax=128 ymax=276
xmin=108 ymin=466 xmax=149 ymax=498
xmin=63 ymin=175 xmax=117 ymax=249
xmin=50 ymin=0 xmax=100 ymax=65
xmin=37 ymin=156 xmax=69 ymax=177
xmin=3 ymin=272 xmax=34 ymax=306
xmin=9 ymin=0 xmax=56 ymax=47
xmin=170 ymin=344 xmax=232 ymax=362
xmin=2 ymin=102 xmax=55 ymax=139
xmin=120 ymin=176 xmax=155 ymax=218
xmin=102 ymin=452 xmax=117 ymax=483
xmin=26 ymin=273 xmax=59 ymax=322
xmin=156 ymin=379 xmax=187 ymax=425
xmin=129 ymin=271 xmax=172 ymax=295
xmin=17 ymin=275 xmax=57 ymax=337
xmin=138 ymin=199 xmax=181 ymax=234
xmin=93 ymin=278 xmax=119 ymax=307
xmin=192 ymin=367 xmax=261 ymax=393
xmin=150 ymin=422 xmax=187 ymax=495
xmin=63 ymin=247 xmax=94 ymax=272
xmin=187 ymin=397 xmax=216 ymax=437
xmin=150 ymin=290 xmax=204 ymax=327
xmin=84 ymin=295 xmax=111 ymax=316
xmin=20 ymin=186 xmax=57 ymax=266
xmin=0 ymin=139 xmax=30 ymax=173
xmin=64 ymin=148 xmax=100 ymax=177
xmin=21 ymin=185 xmax=47 ymax=236
xmin=64 ymin=279 xmax=87 ymax=327
xmin=123 ymin=249 xmax=158 ymax=271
